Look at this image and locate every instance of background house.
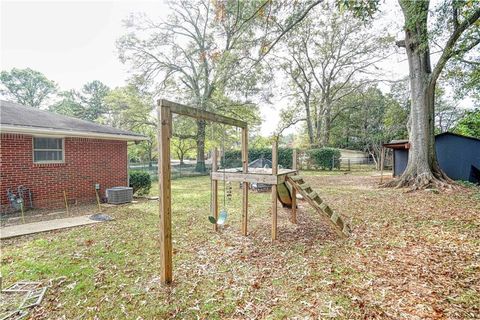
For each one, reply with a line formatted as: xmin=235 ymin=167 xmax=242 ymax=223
xmin=0 ymin=100 xmax=145 ymax=210
xmin=384 ymin=132 xmax=480 ymax=183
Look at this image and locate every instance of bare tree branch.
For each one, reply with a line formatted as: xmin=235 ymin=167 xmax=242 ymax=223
xmin=430 ymin=7 xmax=480 ymax=87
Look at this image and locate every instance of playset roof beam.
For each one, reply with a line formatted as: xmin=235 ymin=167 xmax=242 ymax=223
xmin=158 ymin=99 xmax=247 ymax=129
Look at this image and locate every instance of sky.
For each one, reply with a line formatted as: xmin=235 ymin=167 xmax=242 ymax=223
xmin=1 ymin=1 xmax=169 ymax=88
xmin=1 ymin=0 xmax=411 ymax=136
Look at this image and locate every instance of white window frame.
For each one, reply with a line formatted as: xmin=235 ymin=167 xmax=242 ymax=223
xmin=32 ymin=137 xmax=65 ymax=163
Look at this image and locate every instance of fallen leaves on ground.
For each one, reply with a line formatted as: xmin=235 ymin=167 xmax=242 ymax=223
xmin=1 ymin=172 xmax=479 ymax=319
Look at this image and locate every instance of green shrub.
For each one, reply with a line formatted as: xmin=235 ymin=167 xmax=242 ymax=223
xmin=129 ymin=171 xmax=152 ymax=195
xmin=307 ymin=148 xmax=341 ymax=170
xmin=222 ymin=148 xmax=294 ymax=168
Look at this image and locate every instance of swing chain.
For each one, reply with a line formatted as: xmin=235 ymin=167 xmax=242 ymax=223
xmin=221 ymin=125 xmax=227 ymax=209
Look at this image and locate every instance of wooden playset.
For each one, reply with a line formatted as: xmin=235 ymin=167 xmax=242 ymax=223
xmin=157 ymin=99 xmax=350 ymax=284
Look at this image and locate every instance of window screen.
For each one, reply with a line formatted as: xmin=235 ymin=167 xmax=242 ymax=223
xmin=33 ymin=138 xmax=64 ymax=162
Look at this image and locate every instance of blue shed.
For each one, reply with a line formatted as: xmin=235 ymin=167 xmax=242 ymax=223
xmin=384 ymin=132 xmax=480 ymax=184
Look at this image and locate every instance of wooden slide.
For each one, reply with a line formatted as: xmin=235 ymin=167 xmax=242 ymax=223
xmin=285 ymin=175 xmax=351 ymax=237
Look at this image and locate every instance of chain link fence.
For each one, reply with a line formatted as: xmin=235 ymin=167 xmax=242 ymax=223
xmin=1 ymin=153 xmax=391 ymax=226
xmin=297 ymin=151 xmax=392 ymax=172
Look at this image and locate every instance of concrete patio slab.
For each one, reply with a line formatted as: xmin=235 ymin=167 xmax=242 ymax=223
xmin=1 ymin=215 xmax=104 ymax=239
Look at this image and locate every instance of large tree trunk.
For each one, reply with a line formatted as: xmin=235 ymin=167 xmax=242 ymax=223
xmin=305 ymin=100 xmax=315 ymax=145
xmin=319 ymin=104 xmax=331 ymax=147
xmin=386 ymin=1 xmax=453 ymax=189
xmin=315 ymin=114 xmax=322 ymax=147
xmin=195 ymin=119 xmax=206 ymax=172
xmin=314 ymin=97 xmax=324 ymax=146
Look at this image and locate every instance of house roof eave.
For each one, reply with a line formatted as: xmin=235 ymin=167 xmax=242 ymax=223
xmin=1 ymin=124 xmax=147 ymax=141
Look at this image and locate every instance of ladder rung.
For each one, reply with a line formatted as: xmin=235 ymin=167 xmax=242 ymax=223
xmin=298 ymin=183 xmax=311 ymax=190
xmin=331 ymin=212 xmax=340 ymax=223
xmin=332 ymin=213 xmax=344 ymax=230
xmin=320 ymin=203 xmax=333 ymax=217
xmin=314 ymin=196 xmax=323 ymax=204
xmin=290 ymin=175 xmax=304 ymax=181
xmin=342 ymin=224 xmax=351 ymax=236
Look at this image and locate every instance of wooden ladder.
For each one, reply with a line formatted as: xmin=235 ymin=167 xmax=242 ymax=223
xmin=286 ymin=175 xmax=351 ymax=237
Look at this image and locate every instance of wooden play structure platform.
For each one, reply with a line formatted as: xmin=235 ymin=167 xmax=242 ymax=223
xmin=157 ymin=99 xmax=351 ymax=284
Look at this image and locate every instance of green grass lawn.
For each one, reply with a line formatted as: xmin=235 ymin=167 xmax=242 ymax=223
xmin=1 ymin=172 xmax=479 ymax=319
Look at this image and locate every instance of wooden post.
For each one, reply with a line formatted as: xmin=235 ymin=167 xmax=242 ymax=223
xmin=158 ymin=102 xmax=173 ymax=284
xmin=292 ymin=149 xmax=298 ymax=171
xmin=95 ymin=189 xmax=101 ymax=212
xmin=241 ymin=127 xmax=249 ymax=236
xmin=392 ymin=149 xmax=396 ymax=177
xmin=291 ymin=149 xmax=297 ymax=224
xmin=271 ymin=138 xmax=278 ymax=240
xmin=153 ymin=99 xmax=248 ymax=285
xmin=380 ymin=146 xmax=385 ymax=183
xmin=212 ymin=148 xmax=218 ymax=232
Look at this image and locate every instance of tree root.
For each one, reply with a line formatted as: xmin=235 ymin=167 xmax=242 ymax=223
xmin=382 ymin=167 xmax=457 ymax=191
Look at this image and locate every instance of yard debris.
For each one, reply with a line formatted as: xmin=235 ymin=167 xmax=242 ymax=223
xmin=0 ymin=281 xmax=48 ymax=320
xmin=89 ymin=213 xmax=114 ymax=221
xmin=19 ymin=287 xmax=47 ymax=309
xmin=2 ymin=174 xmax=479 ymax=318
xmin=2 ymin=282 xmax=41 ymax=293
xmin=0 ymin=309 xmax=28 ymax=320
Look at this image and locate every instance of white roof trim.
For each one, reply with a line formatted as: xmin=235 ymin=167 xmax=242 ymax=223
xmin=1 ymin=125 xmax=147 ymax=141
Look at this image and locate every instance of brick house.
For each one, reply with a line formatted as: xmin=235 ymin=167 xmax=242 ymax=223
xmin=0 ymin=100 xmax=146 ymax=210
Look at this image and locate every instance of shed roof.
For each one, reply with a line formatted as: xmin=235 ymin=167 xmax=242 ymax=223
xmin=0 ymin=100 xmax=146 ymax=141
xmin=436 ymin=132 xmax=480 ymax=142
xmin=383 ymin=132 xmax=480 ymax=150
xmin=383 ymin=139 xmax=409 ymax=149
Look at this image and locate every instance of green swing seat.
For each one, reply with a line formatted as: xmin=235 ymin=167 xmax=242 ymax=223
xmin=208 ymin=210 xmax=228 ymax=225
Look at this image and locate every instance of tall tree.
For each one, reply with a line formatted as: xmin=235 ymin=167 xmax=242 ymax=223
xmin=277 ymin=4 xmax=391 ymax=146
xmin=443 ymin=25 xmax=480 ymax=106
xmin=0 ymin=68 xmax=57 ymax=108
xmin=118 ymin=0 xmax=266 ymax=171
xmin=103 ymin=85 xmax=154 ymax=129
xmin=49 ymin=80 xmax=110 ymax=122
xmin=343 ymin=0 xmax=480 ymax=189
xmin=171 ymin=117 xmax=197 ymax=165
xmin=80 ymin=80 xmax=111 ymax=121
xmin=128 ymin=125 xmax=158 ymax=164
xmin=118 ymin=0 xmax=323 ymax=171
xmin=49 ymin=90 xmax=83 ymax=117
xmin=329 ymin=86 xmax=408 ymax=167
xmin=103 ymin=85 xmax=157 ymax=165
xmin=391 ymin=1 xmax=479 ymax=188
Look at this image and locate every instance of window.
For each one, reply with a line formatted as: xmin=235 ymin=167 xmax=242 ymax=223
xmin=33 ymin=137 xmax=64 ymax=163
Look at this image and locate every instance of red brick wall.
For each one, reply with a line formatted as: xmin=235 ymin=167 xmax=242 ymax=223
xmin=0 ymin=133 xmax=128 ymax=208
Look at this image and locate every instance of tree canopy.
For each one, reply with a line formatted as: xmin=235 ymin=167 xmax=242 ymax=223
xmin=2 ymin=0 xmax=478 ymax=190
xmin=454 ymin=108 xmax=480 ymax=138
xmin=0 ymin=68 xmax=57 ymax=108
